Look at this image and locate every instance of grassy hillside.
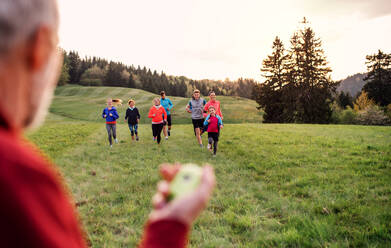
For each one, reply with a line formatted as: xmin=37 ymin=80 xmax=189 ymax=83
xmin=52 ymin=85 xmax=263 ymax=124
xmin=26 ymin=111 xmax=391 ymax=247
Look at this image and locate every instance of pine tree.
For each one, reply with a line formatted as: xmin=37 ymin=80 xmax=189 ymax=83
xmin=58 ymin=49 xmax=69 ymax=86
xmin=128 ymin=73 xmax=136 ymax=88
xmin=254 ymin=36 xmax=289 ymax=122
xmin=58 ymin=62 xmax=70 ymax=86
xmin=288 ymin=18 xmax=336 ymax=123
xmin=362 ymin=50 xmax=391 ymax=106
xmin=337 ymin=91 xmax=353 ymax=109
xmin=68 ymin=51 xmax=81 ymax=83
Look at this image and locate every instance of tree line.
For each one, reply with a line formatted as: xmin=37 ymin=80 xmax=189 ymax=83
xmin=58 ymin=51 xmax=257 ymax=99
xmin=253 ymin=18 xmax=391 ymax=124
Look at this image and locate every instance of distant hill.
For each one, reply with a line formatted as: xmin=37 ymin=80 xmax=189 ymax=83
xmin=337 ymin=73 xmax=367 ymax=97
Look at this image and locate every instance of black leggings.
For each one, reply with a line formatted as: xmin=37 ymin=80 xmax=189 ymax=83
xmin=106 ymin=124 xmax=117 ymax=145
xmin=152 ymin=123 xmax=164 ymax=144
xmin=208 ymin=132 xmax=219 ymax=154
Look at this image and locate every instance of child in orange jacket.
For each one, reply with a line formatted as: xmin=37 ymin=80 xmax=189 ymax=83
xmin=148 ymin=98 xmax=167 ymax=144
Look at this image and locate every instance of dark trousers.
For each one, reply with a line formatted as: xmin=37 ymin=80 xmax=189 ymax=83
xmin=208 ymin=132 xmax=219 ymax=155
xmin=106 ymin=124 xmax=117 ymax=145
xmin=152 ymin=123 xmax=164 ymax=144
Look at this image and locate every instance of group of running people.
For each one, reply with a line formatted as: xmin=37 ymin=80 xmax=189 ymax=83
xmin=102 ymin=90 xmax=224 ymax=155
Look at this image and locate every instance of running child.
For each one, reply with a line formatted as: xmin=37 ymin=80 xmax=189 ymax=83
xmin=102 ymin=98 xmax=119 ymax=147
xmin=203 ymin=105 xmax=223 ymax=156
xmin=124 ymin=99 xmax=140 ymax=141
xmin=148 ymin=97 xmax=167 ymax=144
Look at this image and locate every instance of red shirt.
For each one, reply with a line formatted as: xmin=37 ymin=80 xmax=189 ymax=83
xmin=207 ymin=116 xmax=219 ymax=133
xmin=204 ymin=100 xmax=223 ymax=119
xmin=0 ymin=116 xmax=189 ymax=247
xmin=0 ymin=127 xmax=87 ymax=248
xmin=148 ymin=105 xmax=167 ymax=124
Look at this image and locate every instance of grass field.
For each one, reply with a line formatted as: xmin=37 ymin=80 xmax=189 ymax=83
xmin=26 ymin=86 xmax=391 ymax=247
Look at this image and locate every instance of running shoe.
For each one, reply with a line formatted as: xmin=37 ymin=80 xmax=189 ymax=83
xmin=165 ymin=136 xmax=168 ymax=140
xmin=115 ymin=138 xmax=118 ymax=144
xmin=136 ymin=136 xmax=139 ymax=141
xmin=207 ymin=143 xmax=212 ymax=150
xmin=168 ymin=130 xmax=171 ymax=136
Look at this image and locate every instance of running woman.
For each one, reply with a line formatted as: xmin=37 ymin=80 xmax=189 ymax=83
xmin=204 ymin=105 xmax=223 ymax=156
xmin=125 ymin=99 xmax=140 ymax=141
xmin=186 ymin=89 xmax=207 ymax=147
xmin=102 ymin=98 xmax=119 ymax=147
xmin=160 ymin=91 xmax=173 ymax=140
xmin=204 ymin=91 xmax=223 ymax=120
xmin=148 ymin=98 xmax=167 ymax=144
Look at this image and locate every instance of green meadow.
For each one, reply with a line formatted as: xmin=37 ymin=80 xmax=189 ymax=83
xmin=26 ymin=85 xmax=391 ymax=247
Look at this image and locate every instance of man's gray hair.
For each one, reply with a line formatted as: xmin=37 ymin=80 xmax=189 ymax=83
xmin=0 ymin=0 xmax=58 ymax=56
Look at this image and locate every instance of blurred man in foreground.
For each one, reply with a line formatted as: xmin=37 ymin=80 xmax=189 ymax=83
xmin=0 ymin=0 xmax=215 ymax=247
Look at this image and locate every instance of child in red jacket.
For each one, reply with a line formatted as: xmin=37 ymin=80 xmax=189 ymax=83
xmin=148 ymin=98 xmax=167 ymax=144
xmin=203 ymin=106 xmax=223 ymax=156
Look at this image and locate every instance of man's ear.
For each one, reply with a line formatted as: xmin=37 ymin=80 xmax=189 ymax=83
xmin=26 ymin=26 xmax=54 ymax=72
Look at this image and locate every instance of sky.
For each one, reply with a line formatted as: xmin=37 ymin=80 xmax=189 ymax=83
xmin=58 ymin=0 xmax=391 ymax=82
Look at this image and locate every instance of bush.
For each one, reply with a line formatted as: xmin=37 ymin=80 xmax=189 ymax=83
xmin=330 ymin=102 xmax=342 ymax=124
xmin=356 ymin=105 xmax=390 ymax=125
xmin=331 ymin=102 xmax=357 ymax=124
xmin=386 ymin=104 xmax=391 ymax=120
xmin=340 ymin=107 xmax=357 ymax=124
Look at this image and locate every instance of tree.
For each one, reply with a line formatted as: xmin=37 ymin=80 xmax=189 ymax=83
xmin=67 ymin=51 xmax=81 ymax=83
xmin=80 ymin=65 xmax=105 ymax=86
xmin=287 ymin=18 xmax=337 ymax=123
xmin=261 ymin=36 xmax=289 ymax=90
xmin=104 ymin=62 xmax=127 ymax=87
xmin=354 ymin=91 xmax=375 ymax=111
xmin=254 ymin=36 xmax=289 ymax=122
xmin=128 ymin=73 xmax=136 ymax=88
xmin=254 ymin=18 xmax=337 ymax=123
xmin=58 ymin=49 xmax=69 ymax=86
xmin=58 ymin=62 xmax=70 ymax=86
xmin=362 ymin=50 xmax=391 ymax=106
xmin=336 ymin=91 xmax=353 ymax=109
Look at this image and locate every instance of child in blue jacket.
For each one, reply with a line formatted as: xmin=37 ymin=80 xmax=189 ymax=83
xmin=102 ymin=99 xmax=119 ymax=147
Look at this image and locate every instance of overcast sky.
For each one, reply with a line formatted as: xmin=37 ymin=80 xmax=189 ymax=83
xmin=58 ymin=0 xmax=391 ymax=81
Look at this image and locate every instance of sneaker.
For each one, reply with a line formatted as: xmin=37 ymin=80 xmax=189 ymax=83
xmin=200 ymin=144 xmax=204 ymax=148
xmin=153 ymin=137 xmax=156 ymax=141
xmin=165 ymin=136 xmax=168 ymax=140
xmin=207 ymin=144 xmax=212 ymax=150
xmin=110 ymin=144 xmax=113 ymax=148
xmin=136 ymin=136 xmax=139 ymax=141
xmin=168 ymin=130 xmax=171 ymax=136
xmin=115 ymin=138 xmax=118 ymax=144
